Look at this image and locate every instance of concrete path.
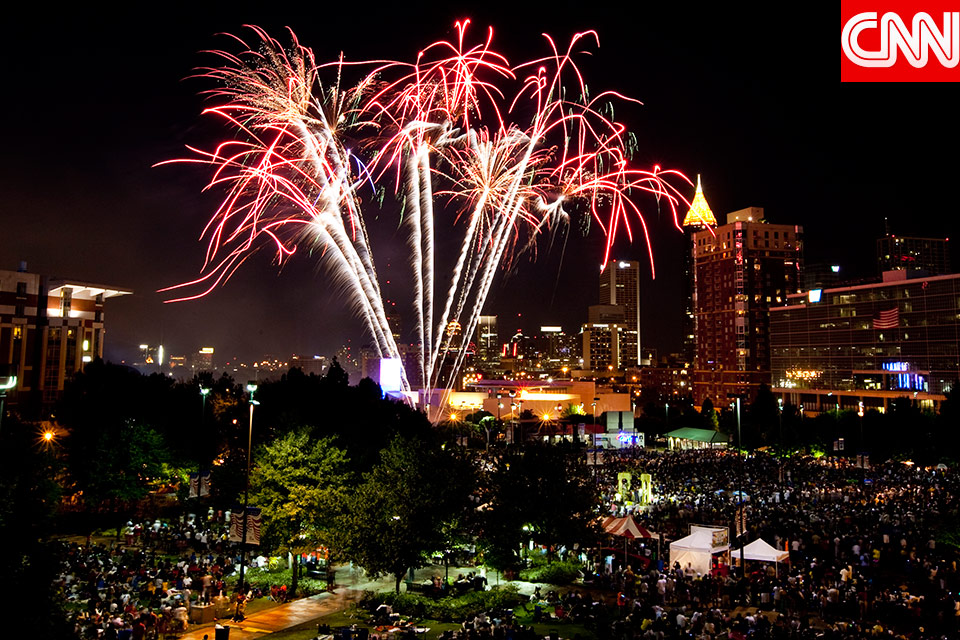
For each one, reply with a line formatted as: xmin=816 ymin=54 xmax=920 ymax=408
xmin=176 ymin=586 xmax=366 ymax=640
xmin=175 ymin=564 xmax=496 ymax=640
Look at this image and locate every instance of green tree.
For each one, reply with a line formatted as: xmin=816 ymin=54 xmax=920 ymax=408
xmin=68 ymin=420 xmax=171 ymax=513
xmin=479 ymin=446 xmax=596 ymax=571
xmin=249 ymin=430 xmax=350 ymax=593
xmin=700 ymin=398 xmax=719 ymax=429
xmin=0 ymin=417 xmax=73 ymax=639
xmin=336 ymin=434 xmax=470 ymax=592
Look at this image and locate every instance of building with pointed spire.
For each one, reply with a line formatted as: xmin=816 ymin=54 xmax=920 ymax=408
xmin=681 ymin=176 xmax=716 ymax=365
xmin=682 ymin=175 xmax=717 ymax=228
xmin=691 ymin=206 xmax=803 ymax=405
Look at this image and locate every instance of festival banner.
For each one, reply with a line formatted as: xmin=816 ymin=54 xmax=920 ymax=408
xmin=228 ymin=507 xmax=262 ymax=546
xmin=188 ymin=473 xmax=199 ymax=498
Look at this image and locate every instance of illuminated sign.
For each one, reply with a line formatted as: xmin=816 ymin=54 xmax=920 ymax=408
xmin=808 ymin=289 xmax=822 ymax=303
xmin=199 ymin=347 xmax=215 ymax=354
xmin=831 ymin=265 xmax=840 ymax=273
xmin=882 ymin=361 xmax=910 ymax=372
xmin=786 ymin=369 xmax=822 ymax=379
xmin=618 ymin=261 xmax=630 ymax=269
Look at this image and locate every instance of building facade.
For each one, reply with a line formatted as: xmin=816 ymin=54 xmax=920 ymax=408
xmin=0 ymin=264 xmax=130 ymax=413
xmin=692 ymin=208 xmax=803 ymax=405
xmin=475 ymin=315 xmax=499 ymax=369
xmin=770 ymin=270 xmax=960 ymax=413
xmin=600 ymin=259 xmax=641 ymax=366
xmin=581 ymin=322 xmax=624 ymax=372
xmin=877 ymin=234 xmax=951 ymax=275
xmin=681 ymin=175 xmax=717 ymax=366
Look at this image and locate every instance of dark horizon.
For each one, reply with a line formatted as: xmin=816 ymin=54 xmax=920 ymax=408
xmin=2 ymin=3 xmax=956 ymax=366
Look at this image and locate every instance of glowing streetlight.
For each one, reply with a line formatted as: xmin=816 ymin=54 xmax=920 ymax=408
xmin=238 ymin=381 xmax=259 ymax=595
xmin=0 ymin=374 xmax=17 ymax=438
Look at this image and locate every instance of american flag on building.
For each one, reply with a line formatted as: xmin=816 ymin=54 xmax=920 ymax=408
xmin=873 ymin=307 xmax=899 ymax=330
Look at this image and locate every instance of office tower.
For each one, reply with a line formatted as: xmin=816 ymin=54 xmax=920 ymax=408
xmin=681 ymin=175 xmax=717 ymax=365
xmin=581 ymin=322 xmax=623 ymax=372
xmin=692 ymin=208 xmax=803 ymax=404
xmin=476 ymin=315 xmax=499 ymax=368
xmin=599 ymin=259 xmax=641 ymax=366
xmin=770 ymin=270 xmax=960 ymax=413
xmin=877 ymin=234 xmax=951 ymax=275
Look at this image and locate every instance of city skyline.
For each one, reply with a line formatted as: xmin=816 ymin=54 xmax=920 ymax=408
xmin=2 ymin=3 xmax=957 ymax=365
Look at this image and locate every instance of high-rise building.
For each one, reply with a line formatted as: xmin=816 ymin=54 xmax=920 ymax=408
xmin=691 ymin=208 xmax=803 ymax=405
xmin=192 ymin=347 xmax=215 ymax=371
xmin=0 ymin=263 xmax=131 ymax=414
xmin=290 ymin=354 xmax=326 ymax=375
xmin=599 ymin=259 xmax=641 ymax=366
xmin=581 ymin=322 xmax=624 ymax=372
xmin=476 ymin=315 xmax=499 ymax=368
xmin=876 ymin=234 xmax=951 ymax=275
xmin=770 ymin=270 xmax=960 ymax=413
xmin=681 ymin=175 xmax=717 ymax=366
xmin=588 ymin=304 xmax=626 ymax=325
xmin=538 ymin=326 xmax=579 ymax=371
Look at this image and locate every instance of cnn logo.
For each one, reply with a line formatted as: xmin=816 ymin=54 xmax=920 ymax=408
xmin=841 ymin=5 xmax=960 ymax=81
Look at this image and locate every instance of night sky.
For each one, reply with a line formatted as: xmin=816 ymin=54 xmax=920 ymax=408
xmin=2 ymin=3 xmax=956 ymax=366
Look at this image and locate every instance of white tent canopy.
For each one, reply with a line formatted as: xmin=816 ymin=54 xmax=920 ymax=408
xmin=736 ymin=538 xmax=789 ymax=563
xmin=669 ymin=526 xmax=729 ymax=576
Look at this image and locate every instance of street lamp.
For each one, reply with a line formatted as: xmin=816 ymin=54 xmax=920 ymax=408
xmin=727 ymin=393 xmax=746 ymax=575
xmin=238 ymin=381 xmax=259 ymax=595
xmin=858 ymin=401 xmax=865 ymax=470
xmin=199 ymin=385 xmax=211 ymax=487
xmin=777 ymin=397 xmax=784 ymax=446
xmin=0 ymin=374 xmax=17 ymax=438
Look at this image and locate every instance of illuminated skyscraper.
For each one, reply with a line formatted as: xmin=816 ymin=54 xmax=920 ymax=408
xmin=691 ymin=207 xmax=803 ymax=405
xmin=476 ymin=315 xmax=499 ymax=368
xmin=599 ymin=259 xmax=641 ymax=366
xmin=876 ymin=234 xmax=950 ymax=275
xmin=681 ymin=175 xmax=717 ymax=366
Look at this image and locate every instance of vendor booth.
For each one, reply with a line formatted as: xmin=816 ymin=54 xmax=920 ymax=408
xmin=669 ymin=525 xmax=729 ymax=576
xmin=733 ymin=538 xmax=789 ymax=575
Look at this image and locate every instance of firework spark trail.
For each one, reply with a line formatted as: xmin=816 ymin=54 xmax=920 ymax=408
xmin=162 ymin=22 xmax=692 ymax=408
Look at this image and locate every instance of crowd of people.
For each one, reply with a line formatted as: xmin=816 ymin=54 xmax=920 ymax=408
xmin=50 ymin=448 xmax=960 ymax=640
xmin=55 ymin=515 xmax=278 ymax=639
xmin=586 ymin=448 xmax=960 ymax=639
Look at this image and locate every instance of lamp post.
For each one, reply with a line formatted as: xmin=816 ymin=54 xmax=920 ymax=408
xmin=778 ymin=397 xmax=784 ymax=446
xmin=592 ymin=397 xmax=599 ymax=468
xmin=727 ymin=393 xmax=746 ymax=575
xmin=555 ymin=403 xmax=563 ymax=441
xmin=238 ymin=381 xmax=259 ymax=595
xmin=199 ymin=385 xmax=211 ymax=488
xmin=858 ymin=401 xmax=865 ymax=477
xmin=0 ymin=374 xmax=17 ymax=438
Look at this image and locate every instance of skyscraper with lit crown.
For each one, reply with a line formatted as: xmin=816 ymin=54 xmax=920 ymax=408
xmin=681 ymin=175 xmax=717 ymax=366
xmin=691 ymin=205 xmax=803 ymax=405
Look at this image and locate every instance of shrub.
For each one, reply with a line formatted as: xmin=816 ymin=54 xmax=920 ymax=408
xmin=224 ymin=566 xmax=326 ymax=597
xmin=361 ymin=585 xmax=525 ymax=622
xmin=518 ymin=560 xmax=582 ymax=585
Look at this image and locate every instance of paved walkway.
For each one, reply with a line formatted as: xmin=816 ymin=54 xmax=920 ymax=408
xmin=175 ymin=564 xmax=499 ymax=640
xmin=177 ymin=586 xmax=365 ymax=640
